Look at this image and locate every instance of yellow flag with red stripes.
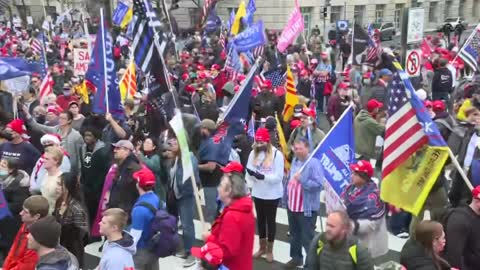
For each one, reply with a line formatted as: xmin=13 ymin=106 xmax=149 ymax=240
xmin=283 ymin=65 xmax=300 ymax=122
xmin=275 ymin=113 xmax=291 ymax=172
xmin=119 ymin=60 xmax=137 ymax=101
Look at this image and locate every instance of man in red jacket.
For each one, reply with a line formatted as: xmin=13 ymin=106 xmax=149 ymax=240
xmin=203 ymin=173 xmax=255 ymax=270
xmin=3 ymin=195 xmax=49 ymax=270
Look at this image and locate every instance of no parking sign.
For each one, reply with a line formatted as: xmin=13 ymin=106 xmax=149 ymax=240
xmin=405 ymin=49 xmax=422 ymax=77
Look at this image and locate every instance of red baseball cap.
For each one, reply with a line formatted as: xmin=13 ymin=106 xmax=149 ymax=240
xmin=132 ymin=167 xmax=156 ymax=189
xmin=221 ymin=161 xmax=244 ymax=173
xmin=255 ymin=128 xmax=270 ymax=143
xmin=302 ymin=107 xmax=316 ymax=118
xmin=211 ymin=64 xmax=221 ymax=71
xmin=472 ymin=185 xmax=480 ymax=200
xmin=350 ymin=160 xmax=374 ymax=178
xmin=191 ymin=242 xmax=224 ymax=266
xmin=366 ymin=99 xmax=384 ymax=112
xmin=432 ymin=100 xmax=446 ymax=112
xmin=424 ymin=100 xmax=433 ymax=108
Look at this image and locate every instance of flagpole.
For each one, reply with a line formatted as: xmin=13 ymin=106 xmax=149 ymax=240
xmin=100 ymin=8 xmax=110 ymax=114
xmin=161 ymin=0 xmax=179 ymax=61
xmin=452 ymin=23 xmax=480 ymax=64
xmin=447 ymin=148 xmax=474 ymax=190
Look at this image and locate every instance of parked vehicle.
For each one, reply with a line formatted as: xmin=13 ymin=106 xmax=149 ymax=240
xmin=438 ymin=17 xmax=468 ymax=32
xmin=370 ymin=22 xmax=396 ymax=41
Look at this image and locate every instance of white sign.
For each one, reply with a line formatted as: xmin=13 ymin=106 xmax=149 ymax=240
xmin=42 ymin=20 xmax=50 ymax=31
xmin=407 ymin=8 xmax=424 ymax=44
xmin=405 ymin=49 xmax=422 ymax=77
xmin=27 ymin=16 xmax=33 ymax=25
xmin=73 ymin=48 xmax=90 ymax=75
xmin=324 ymin=180 xmax=347 ymax=214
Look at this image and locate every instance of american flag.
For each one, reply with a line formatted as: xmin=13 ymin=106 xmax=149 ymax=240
xmin=200 ymin=0 xmax=216 ymax=26
xmin=366 ymin=23 xmax=382 ymax=63
xmin=262 ymin=68 xmax=286 ymax=88
xmin=31 ymin=38 xmax=42 ymax=55
xmin=131 ymin=0 xmax=167 ymax=74
xmin=37 ymin=33 xmax=54 ymax=103
xmin=382 ymin=69 xmax=429 ymax=177
xmin=225 ymin=44 xmax=242 ymax=81
xmin=458 ymin=25 xmax=480 ymax=71
xmin=219 ymin=28 xmax=226 ymax=50
xmin=252 ymin=44 xmax=264 ymax=59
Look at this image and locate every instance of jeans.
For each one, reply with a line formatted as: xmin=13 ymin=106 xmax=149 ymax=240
xmin=253 ymin=197 xmax=280 ymax=242
xmin=287 ymin=210 xmax=318 ymax=264
xmin=133 ymin=248 xmax=159 ymax=270
xmin=178 ymin=195 xmax=195 ymax=254
xmin=203 ymin=186 xmax=218 ymax=223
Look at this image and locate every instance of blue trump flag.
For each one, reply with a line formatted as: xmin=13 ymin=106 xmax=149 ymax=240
xmin=243 ymin=0 xmax=256 ymax=26
xmin=0 ymin=60 xmax=30 ymax=80
xmin=1 ymin=57 xmax=42 ymax=74
xmin=205 ymin=3 xmax=221 ymax=33
xmin=112 ymin=1 xmax=130 ymax=25
xmin=303 ymin=105 xmax=355 ymax=213
xmin=199 ymin=63 xmax=258 ymax=165
xmin=0 ymin=189 xmax=12 ymax=220
xmin=86 ymin=20 xmax=124 ymax=119
xmin=233 ymin=20 xmax=265 ymax=52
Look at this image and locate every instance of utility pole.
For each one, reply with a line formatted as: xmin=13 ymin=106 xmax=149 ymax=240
xmin=344 ymin=2 xmax=346 ymax=20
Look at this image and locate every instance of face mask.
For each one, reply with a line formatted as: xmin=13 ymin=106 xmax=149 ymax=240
xmin=0 ymin=169 xmax=8 ymax=176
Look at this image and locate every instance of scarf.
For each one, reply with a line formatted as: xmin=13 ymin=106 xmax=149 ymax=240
xmin=341 ymin=182 xmax=385 ymax=220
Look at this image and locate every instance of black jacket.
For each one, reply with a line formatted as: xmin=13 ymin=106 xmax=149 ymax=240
xmin=444 ymin=206 xmax=480 ymax=270
xmin=108 ymin=155 xmax=142 ymax=219
xmin=432 ymin=67 xmax=453 ymax=95
xmin=400 ymin=238 xmax=450 ymax=270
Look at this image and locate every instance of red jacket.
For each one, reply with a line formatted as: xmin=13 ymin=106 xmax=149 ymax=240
xmin=207 ymin=197 xmax=255 ymax=270
xmin=56 ymin=95 xmax=79 ymax=111
xmin=212 ymin=72 xmax=228 ymax=98
xmin=3 ymin=224 xmax=39 ymax=270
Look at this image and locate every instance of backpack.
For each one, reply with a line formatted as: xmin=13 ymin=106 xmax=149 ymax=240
xmin=138 ymin=201 xmax=180 ymax=258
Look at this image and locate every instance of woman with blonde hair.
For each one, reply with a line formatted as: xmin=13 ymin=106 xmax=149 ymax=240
xmin=246 ymin=128 xmax=284 ymax=263
xmin=400 ymin=220 xmax=451 ymax=270
xmin=40 ymin=146 xmax=64 ymax=214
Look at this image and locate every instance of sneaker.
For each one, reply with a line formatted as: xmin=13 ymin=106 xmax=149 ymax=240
xmin=396 ymin=232 xmax=410 ymax=239
xmin=285 ymin=258 xmax=302 ymax=268
xmin=183 ymin=255 xmax=196 ymax=268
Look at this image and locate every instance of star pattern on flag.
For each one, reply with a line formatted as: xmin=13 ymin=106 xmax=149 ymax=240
xmin=263 ymin=69 xmax=286 ymax=88
xmin=388 ymin=72 xmax=409 ymax=115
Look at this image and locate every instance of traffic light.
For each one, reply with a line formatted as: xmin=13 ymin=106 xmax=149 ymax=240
xmin=171 ymin=0 xmax=179 ymax=10
xmin=323 ymin=7 xmax=327 ymax=18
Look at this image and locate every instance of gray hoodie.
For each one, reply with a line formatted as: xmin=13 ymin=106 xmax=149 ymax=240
xmin=99 ymin=231 xmax=136 ymax=270
xmin=36 ymin=245 xmax=79 ymax=270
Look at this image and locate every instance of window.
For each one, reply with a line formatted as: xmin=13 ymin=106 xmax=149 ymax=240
xmin=375 ymin=4 xmax=385 ymax=23
xmin=394 ymin=4 xmax=404 ymax=29
xmin=301 ymin=7 xmax=312 ymax=38
xmin=445 ymin=1 xmax=453 ymax=18
xmin=330 ymin=6 xmax=343 ymax=23
xmin=459 ymin=0 xmax=466 ymax=17
xmin=474 ymin=0 xmax=479 ymax=17
xmin=354 ymin=5 xmax=365 ymax=26
xmin=188 ymin=8 xmax=200 ymax=27
xmin=429 ymin=2 xmax=438 ymax=22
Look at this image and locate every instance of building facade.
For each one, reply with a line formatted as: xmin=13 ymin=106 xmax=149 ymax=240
xmin=171 ymin=0 xmax=479 ymax=36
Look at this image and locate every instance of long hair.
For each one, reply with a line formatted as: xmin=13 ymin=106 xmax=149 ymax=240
xmin=252 ymin=142 xmax=274 ymax=168
xmin=56 ymin=172 xmax=83 ymax=208
xmin=414 ymin=220 xmax=449 ymax=270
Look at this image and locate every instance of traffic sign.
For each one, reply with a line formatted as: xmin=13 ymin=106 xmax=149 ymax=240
xmin=407 ymin=8 xmax=424 ymax=44
xmin=405 ymin=49 xmax=422 ymax=77
xmin=336 ymin=20 xmax=349 ymax=32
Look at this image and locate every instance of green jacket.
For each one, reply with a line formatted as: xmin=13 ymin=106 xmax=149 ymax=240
xmin=354 ymin=110 xmax=385 ymax=160
xmin=306 ymin=232 xmax=374 ymax=270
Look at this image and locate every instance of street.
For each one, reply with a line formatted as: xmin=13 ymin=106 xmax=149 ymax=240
xmin=380 ymin=28 xmax=474 ymax=48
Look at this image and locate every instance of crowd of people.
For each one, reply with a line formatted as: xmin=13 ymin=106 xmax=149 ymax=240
xmin=0 ymin=9 xmax=479 ymax=270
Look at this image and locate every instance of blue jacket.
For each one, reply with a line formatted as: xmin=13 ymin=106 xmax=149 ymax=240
xmin=36 ymin=246 xmax=79 ymax=270
xmin=171 ymin=152 xmax=200 ymax=198
xmin=131 ymin=192 xmax=160 ymax=249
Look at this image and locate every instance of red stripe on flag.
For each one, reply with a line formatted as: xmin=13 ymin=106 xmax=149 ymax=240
xmin=384 ymin=110 xmax=417 ymax=138
xmin=382 ymin=136 xmax=429 ymax=177
xmin=383 ymin=123 xmax=423 ymax=158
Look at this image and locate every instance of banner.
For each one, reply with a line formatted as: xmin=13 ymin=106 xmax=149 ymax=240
xmin=306 ymin=106 xmax=355 ymax=213
xmin=169 ymin=110 xmax=193 ymax=182
xmin=233 ymin=20 xmax=265 ymax=52
xmin=277 ymin=0 xmax=304 ymax=53
xmin=73 ymin=48 xmax=90 ymax=75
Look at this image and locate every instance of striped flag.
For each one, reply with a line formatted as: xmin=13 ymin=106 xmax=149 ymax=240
xmin=225 ymin=44 xmax=242 ymax=81
xmin=458 ymin=24 xmax=480 ymax=71
xmin=275 ymin=113 xmax=291 ymax=172
xmin=119 ymin=60 xmax=137 ymax=101
xmin=31 ymin=38 xmax=42 ymax=55
xmin=37 ymin=33 xmax=54 ymax=103
xmin=252 ymin=44 xmax=264 ymax=58
xmin=366 ymin=23 xmax=382 ymax=63
xmin=380 ymin=60 xmax=449 ymax=215
xmin=282 ymin=65 xmax=299 ymax=122
xmin=219 ymin=28 xmax=226 ymax=50
xmin=131 ymin=0 xmax=167 ymax=74
xmin=200 ymin=0 xmax=216 ymax=27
